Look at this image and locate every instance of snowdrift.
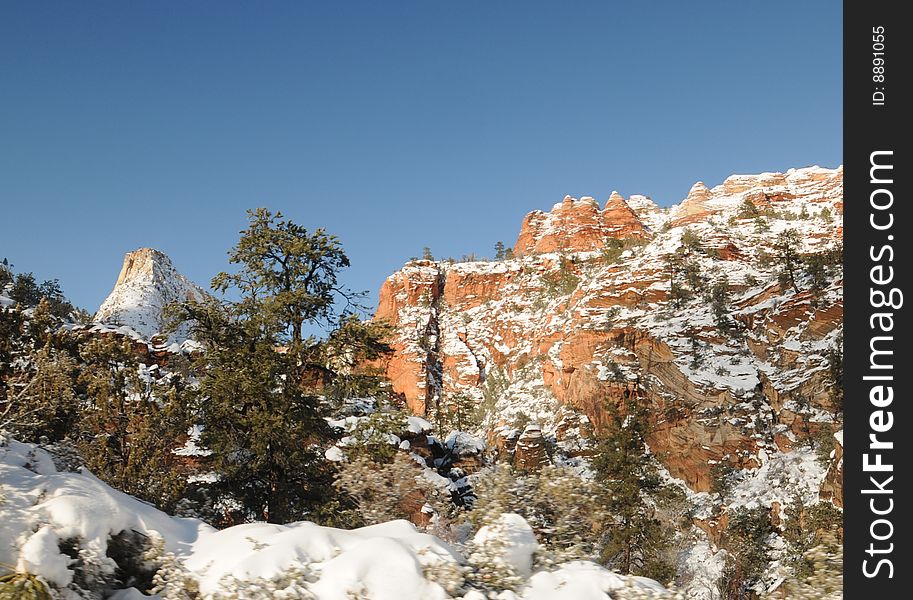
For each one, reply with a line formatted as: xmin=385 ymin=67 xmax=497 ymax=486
xmin=0 ymin=436 xmax=667 ymax=599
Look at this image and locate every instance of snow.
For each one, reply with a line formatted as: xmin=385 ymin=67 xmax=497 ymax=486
xmin=446 ymin=432 xmax=486 ymax=455
xmin=727 ymin=446 xmax=827 ymax=512
xmin=172 ymin=425 xmax=212 ymax=457
xmin=676 ymin=539 xmax=727 ymax=600
xmin=18 ymin=526 xmax=72 ymax=587
xmin=407 ymin=415 xmax=434 ymax=434
xmin=0 ymin=436 xmax=206 ymax=587
xmin=109 ymin=589 xmax=157 ymax=600
xmin=472 ymin=513 xmax=539 ymax=578
xmin=94 ymin=248 xmax=208 ymax=342
xmin=523 ymin=561 xmax=666 ymax=600
xmin=1 ymin=437 xmax=667 ymax=599
xmin=183 ymin=519 xmax=458 ymax=599
xmin=324 ymin=446 xmax=345 ymax=462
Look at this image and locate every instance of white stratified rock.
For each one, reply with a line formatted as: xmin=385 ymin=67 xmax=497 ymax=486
xmin=94 ymin=248 xmax=207 ymax=342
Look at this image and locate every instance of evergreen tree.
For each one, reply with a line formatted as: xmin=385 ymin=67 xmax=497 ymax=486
xmin=826 ymin=333 xmax=843 ymax=416
xmin=9 ymin=273 xmax=41 ymax=307
xmin=3 ymin=344 xmax=78 ymax=441
xmin=718 ymin=507 xmax=771 ymax=600
xmin=503 ymin=247 xmax=515 ymax=260
xmin=0 ymin=259 xmax=12 ymax=287
xmin=176 ymin=208 xmax=390 ymax=523
xmin=212 ymin=208 xmax=355 ymax=347
xmin=710 ymin=275 xmax=739 ymax=336
xmin=177 ymin=295 xmax=334 ymax=524
xmin=494 ymin=241 xmax=506 ymax=260
xmin=318 ymin=314 xmax=394 ymax=410
xmin=432 ymin=391 xmax=479 ymax=436
xmin=76 ymin=337 xmax=192 ymax=511
xmin=774 ymin=229 xmax=803 ymax=294
xmin=803 ymin=244 xmax=842 ymax=304
xmin=591 ymin=392 xmax=675 ymax=581
xmin=422 ymin=246 xmax=434 ymax=261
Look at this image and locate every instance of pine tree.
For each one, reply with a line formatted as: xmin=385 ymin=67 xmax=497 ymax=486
xmin=176 ymin=208 xmax=390 ymax=523
xmin=494 ymin=241 xmax=506 ymax=260
xmin=9 ymin=273 xmax=41 ymax=307
xmin=432 ymin=391 xmax=479 ymax=436
xmin=0 ymin=259 xmax=12 ymax=287
xmin=710 ymin=275 xmax=739 ymax=336
xmin=422 ymin=246 xmax=434 ymax=261
xmin=717 ymin=507 xmax=770 ymax=600
xmin=591 ymin=392 xmax=675 ymax=581
xmin=665 ymin=253 xmax=690 ymax=306
xmin=0 ymin=341 xmax=79 ymax=441
xmin=774 ymin=229 xmax=803 ymax=294
xmin=212 ymin=208 xmax=355 ymax=348
xmin=178 ymin=296 xmax=334 ymax=524
xmin=76 ymin=337 xmax=192 ymax=511
xmin=825 ymin=333 xmax=843 ymax=416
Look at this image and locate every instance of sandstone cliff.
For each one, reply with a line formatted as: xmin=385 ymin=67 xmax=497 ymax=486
xmin=374 ymin=166 xmax=844 ymax=496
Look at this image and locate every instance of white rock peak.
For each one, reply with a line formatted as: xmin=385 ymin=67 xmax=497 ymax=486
xmin=94 ymin=247 xmax=207 ymax=341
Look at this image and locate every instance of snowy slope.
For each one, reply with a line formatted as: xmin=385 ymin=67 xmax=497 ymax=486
xmin=0 ymin=436 xmax=668 ymax=600
xmin=94 ymin=248 xmax=207 ymax=342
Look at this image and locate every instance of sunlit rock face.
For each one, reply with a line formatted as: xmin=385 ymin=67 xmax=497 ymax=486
xmin=374 ymin=166 xmax=843 ymax=492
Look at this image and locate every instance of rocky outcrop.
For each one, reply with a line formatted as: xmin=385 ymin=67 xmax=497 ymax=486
xmin=95 ymin=248 xmax=207 ymax=342
xmin=375 ymin=166 xmax=844 ymax=493
xmin=513 ymin=194 xmax=650 ymax=256
xmin=513 ymin=424 xmax=549 ymax=472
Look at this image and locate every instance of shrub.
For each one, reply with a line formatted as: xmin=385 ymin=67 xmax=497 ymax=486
xmin=718 ymin=507 xmax=770 ymax=600
xmin=469 ymin=465 xmax=608 ymax=563
xmin=542 ymin=258 xmax=580 ymax=297
xmin=680 ymin=228 xmax=703 ymax=252
xmin=825 ymin=334 xmax=843 ymax=415
xmin=601 ymin=239 xmax=625 ymax=264
xmin=334 ymin=453 xmax=447 ymax=527
xmin=737 ymin=198 xmax=760 ymax=219
xmin=343 ymin=408 xmax=410 ymax=463
xmin=0 ymin=572 xmax=52 ymax=600
xmin=779 ymin=534 xmax=842 ymax=600
xmin=709 ymin=458 xmax=737 ymax=500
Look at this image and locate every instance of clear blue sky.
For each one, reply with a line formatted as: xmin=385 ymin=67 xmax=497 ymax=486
xmin=1 ymin=1 xmax=841 ymax=316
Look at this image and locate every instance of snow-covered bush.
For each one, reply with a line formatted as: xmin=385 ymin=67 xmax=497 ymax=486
xmin=464 ymin=513 xmax=537 ymax=593
xmin=777 ymin=533 xmax=842 ymax=600
xmin=0 ymin=571 xmax=52 ymax=600
xmin=3 ymin=436 xmax=678 ymax=600
xmin=334 ymin=453 xmax=448 ymax=527
xmin=209 ymin=563 xmax=317 ymax=600
xmin=469 ymin=465 xmax=608 ymax=563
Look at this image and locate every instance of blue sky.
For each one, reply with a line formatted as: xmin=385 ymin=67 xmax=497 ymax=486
xmin=1 ymin=1 xmax=841 ymax=317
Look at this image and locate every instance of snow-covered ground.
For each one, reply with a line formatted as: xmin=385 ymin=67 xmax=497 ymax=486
xmin=0 ymin=436 xmax=669 ymax=599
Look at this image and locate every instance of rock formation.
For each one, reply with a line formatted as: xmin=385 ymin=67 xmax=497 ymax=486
xmin=513 ymin=193 xmax=650 ymax=256
xmin=374 ymin=166 xmax=844 ymax=495
xmin=95 ymin=247 xmax=207 ymax=342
